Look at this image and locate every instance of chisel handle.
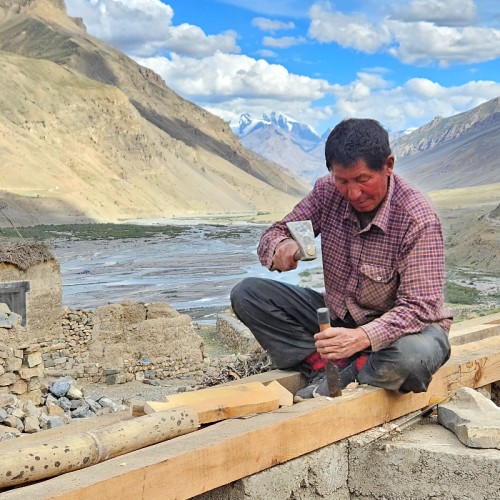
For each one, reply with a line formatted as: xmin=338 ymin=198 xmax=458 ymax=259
xmin=317 ymin=307 xmax=330 ymax=331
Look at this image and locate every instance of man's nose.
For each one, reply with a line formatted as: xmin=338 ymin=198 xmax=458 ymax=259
xmin=347 ymin=184 xmax=361 ymax=200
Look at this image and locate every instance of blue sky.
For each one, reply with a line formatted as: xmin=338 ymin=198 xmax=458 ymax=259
xmin=66 ymin=0 xmax=500 ymax=134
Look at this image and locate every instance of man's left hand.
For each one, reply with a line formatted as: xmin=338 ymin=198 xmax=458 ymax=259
xmin=314 ymin=326 xmax=371 ymax=360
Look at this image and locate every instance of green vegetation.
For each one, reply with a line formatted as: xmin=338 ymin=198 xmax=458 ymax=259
xmin=444 ymin=282 xmax=481 ymax=305
xmin=0 ymin=223 xmax=190 ymax=241
xmin=204 ymin=227 xmax=252 ymax=239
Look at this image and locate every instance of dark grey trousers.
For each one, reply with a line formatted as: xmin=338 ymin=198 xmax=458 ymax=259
xmin=230 ymin=277 xmax=451 ymax=393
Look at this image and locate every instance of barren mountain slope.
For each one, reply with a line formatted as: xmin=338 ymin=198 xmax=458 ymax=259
xmin=430 ymin=183 xmax=500 ymax=273
xmin=394 ymin=111 xmax=500 ymax=191
xmin=0 ymin=0 xmax=308 ymax=225
xmin=393 ymin=97 xmax=500 ymax=191
xmin=394 ymin=97 xmax=500 ymax=157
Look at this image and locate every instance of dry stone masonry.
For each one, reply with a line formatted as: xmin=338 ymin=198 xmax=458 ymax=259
xmin=1 ymin=298 xmax=206 ymax=388
xmin=39 ymin=301 xmax=206 ymax=384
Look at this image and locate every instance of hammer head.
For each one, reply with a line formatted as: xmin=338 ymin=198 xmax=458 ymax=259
xmin=286 ymin=220 xmax=317 ymax=261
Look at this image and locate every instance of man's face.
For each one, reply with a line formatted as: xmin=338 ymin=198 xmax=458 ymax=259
xmin=331 ymin=157 xmax=394 ymax=213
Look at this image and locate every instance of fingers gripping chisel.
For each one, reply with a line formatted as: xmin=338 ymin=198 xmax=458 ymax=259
xmin=317 ymin=307 xmax=342 ymax=398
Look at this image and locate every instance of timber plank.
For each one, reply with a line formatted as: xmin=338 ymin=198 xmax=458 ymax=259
xmin=4 ymin=334 xmax=500 ymax=500
xmin=143 ymin=382 xmax=281 ymax=423
xmin=449 ymin=312 xmax=500 ymax=333
xmin=449 ymin=322 xmax=500 ymax=345
xmin=221 ymin=369 xmax=305 ymax=394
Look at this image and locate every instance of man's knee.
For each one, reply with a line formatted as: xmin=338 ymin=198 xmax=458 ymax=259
xmin=231 ymin=277 xmax=259 ymax=310
xmin=358 ymin=326 xmax=450 ymax=393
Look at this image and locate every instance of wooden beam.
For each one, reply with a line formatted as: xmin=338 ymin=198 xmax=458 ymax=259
xmin=449 ymin=321 xmax=500 ymax=345
xmin=222 ymin=368 xmax=305 ymax=394
xmin=143 ymin=382 xmax=282 ymax=423
xmin=3 ymin=334 xmax=500 ymax=500
xmin=449 ymin=312 xmax=500 ymax=333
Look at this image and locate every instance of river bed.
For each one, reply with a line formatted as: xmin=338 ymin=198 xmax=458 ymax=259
xmin=50 ymin=224 xmax=323 ymax=323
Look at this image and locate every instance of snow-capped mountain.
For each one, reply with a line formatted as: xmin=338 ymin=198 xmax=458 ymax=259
xmin=235 ymin=112 xmax=326 ymax=184
xmin=234 ymin=98 xmax=500 ymax=192
xmin=238 ymin=112 xmax=321 ymax=147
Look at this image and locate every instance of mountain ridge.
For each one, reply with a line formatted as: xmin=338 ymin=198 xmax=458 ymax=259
xmin=0 ymin=0 xmax=309 ymax=226
xmin=236 ymin=98 xmax=500 ymax=190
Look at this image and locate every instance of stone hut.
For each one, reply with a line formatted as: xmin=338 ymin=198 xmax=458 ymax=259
xmin=0 ymin=242 xmax=62 ymax=344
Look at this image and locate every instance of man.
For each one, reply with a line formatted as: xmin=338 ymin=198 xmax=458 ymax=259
xmin=231 ymin=118 xmax=452 ymax=400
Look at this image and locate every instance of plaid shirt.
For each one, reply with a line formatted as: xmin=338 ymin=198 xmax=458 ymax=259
xmin=258 ymin=173 xmax=452 ymax=351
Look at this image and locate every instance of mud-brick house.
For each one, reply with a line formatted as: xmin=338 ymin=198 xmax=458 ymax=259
xmin=0 ymin=242 xmax=62 ymax=345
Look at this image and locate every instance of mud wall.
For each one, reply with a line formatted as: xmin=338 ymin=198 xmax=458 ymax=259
xmin=0 ymin=260 xmax=63 ymax=341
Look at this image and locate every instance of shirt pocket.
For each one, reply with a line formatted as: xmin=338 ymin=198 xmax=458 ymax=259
xmin=357 ymin=263 xmax=398 ymax=311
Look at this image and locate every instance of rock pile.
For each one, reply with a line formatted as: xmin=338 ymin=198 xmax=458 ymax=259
xmin=0 ymin=377 xmax=124 ymax=440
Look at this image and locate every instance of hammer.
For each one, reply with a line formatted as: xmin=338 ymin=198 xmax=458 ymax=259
xmin=286 ymin=220 xmax=317 ymax=262
xmin=317 ymin=307 xmax=342 ymax=398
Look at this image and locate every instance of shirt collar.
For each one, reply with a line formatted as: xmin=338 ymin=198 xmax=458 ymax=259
xmin=342 ymin=174 xmax=395 ymax=233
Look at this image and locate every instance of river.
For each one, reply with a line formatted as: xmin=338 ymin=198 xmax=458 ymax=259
xmin=50 ymin=223 xmax=323 ymax=323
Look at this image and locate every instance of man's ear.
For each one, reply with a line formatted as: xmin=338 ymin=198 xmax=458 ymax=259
xmin=385 ymin=155 xmax=395 ymax=175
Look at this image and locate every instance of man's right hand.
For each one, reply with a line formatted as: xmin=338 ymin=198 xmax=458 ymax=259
xmin=270 ymin=238 xmax=300 ymax=272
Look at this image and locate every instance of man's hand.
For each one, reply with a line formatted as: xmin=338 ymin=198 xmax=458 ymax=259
xmin=270 ymin=238 xmax=299 ymax=272
xmin=314 ymin=326 xmax=370 ymax=360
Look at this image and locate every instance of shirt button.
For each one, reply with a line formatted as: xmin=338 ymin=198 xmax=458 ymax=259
xmin=376 ymin=276 xmax=382 ymax=281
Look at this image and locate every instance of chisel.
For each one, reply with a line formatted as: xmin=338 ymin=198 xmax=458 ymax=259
xmin=317 ymin=307 xmax=342 ymax=398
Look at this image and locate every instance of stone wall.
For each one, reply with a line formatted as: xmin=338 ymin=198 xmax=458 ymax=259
xmin=43 ymin=300 xmax=205 ymax=385
xmin=0 ymin=342 xmax=44 ymax=406
xmin=0 ymin=298 xmax=205 ymax=399
xmin=216 ymin=312 xmax=261 ymax=354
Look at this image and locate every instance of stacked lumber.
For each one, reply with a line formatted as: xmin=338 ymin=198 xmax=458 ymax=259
xmin=1 ymin=313 xmax=499 ymax=499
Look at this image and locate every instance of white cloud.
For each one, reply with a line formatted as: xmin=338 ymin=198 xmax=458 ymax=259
xmin=133 ymin=50 xmax=334 ymax=129
xmin=134 ymin=52 xmax=332 ymax=101
xmin=391 ymin=0 xmax=477 ymax=26
xmin=135 ymin=48 xmax=500 ymax=134
xmin=256 ymin=49 xmax=278 ymax=58
xmin=65 ymin=0 xmax=240 ymax=57
xmin=263 ymin=36 xmax=306 ymax=48
xmin=251 ymin=17 xmax=295 ymax=32
xmin=308 ymin=3 xmax=392 ymax=53
xmin=329 ymin=74 xmax=500 ymax=131
xmin=386 ymin=20 xmax=500 ymax=66
xmin=404 ymin=78 xmax=444 ymax=97
xmin=307 ymin=1 xmax=500 ymax=66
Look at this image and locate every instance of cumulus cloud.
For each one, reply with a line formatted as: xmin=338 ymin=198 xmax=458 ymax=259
xmin=391 ymin=0 xmax=477 ymax=26
xmin=251 ymin=17 xmax=295 ymax=32
xmin=134 ymin=51 xmax=334 ymax=129
xmin=65 ymin=0 xmax=240 ymax=57
xmin=66 ymin=0 xmax=500 ymax=134
xmin=263 ymin=36 xmax=306 ymax=48
xmin=135 ymin=52 xmax=332 ymax=101
xmin=135 ymin=48 xmax=500 ymax=133
xmin=329 ymin=73 xmax=500 ymax=131
xmin=386 ymin=20 xmax=500 ymax=66
xmin=307 ymin=1 xmax=500 ymax=66
xmin=308 ymin=3 xmax=392 ymax=53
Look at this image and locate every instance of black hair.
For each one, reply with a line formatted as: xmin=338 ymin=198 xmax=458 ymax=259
xmin=325 ymin=118 xmax=391 ymax=172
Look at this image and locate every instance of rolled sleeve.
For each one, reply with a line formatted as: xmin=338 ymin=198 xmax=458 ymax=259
xmin=257 ymin=179 xmax=324 ymax=269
